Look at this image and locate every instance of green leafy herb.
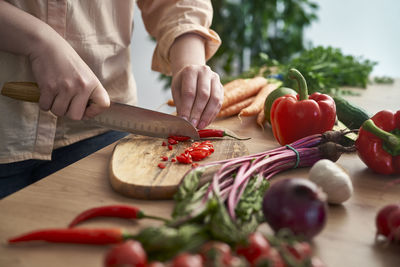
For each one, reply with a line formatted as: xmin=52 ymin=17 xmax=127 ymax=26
xmin=134 ymin=224 xmax=208 ymax=261
xmin=224 ymin=46 xmax=378 ymax=95
xmin=373 ymin=76 xmax=394 ymax=84
xmin=280 ymin=46 xmax=377 ymax=95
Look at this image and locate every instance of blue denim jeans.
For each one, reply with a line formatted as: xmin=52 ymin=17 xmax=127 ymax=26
xmin=0 ymin=130 xmax=129 ymax=199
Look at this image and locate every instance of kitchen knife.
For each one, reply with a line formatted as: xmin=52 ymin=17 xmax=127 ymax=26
xmin=1 ymin=82 xmax=200 ymax=140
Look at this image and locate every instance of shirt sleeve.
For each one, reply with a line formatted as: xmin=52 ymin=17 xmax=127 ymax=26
xmin=136 ymin=0 xmax=221 ymax=75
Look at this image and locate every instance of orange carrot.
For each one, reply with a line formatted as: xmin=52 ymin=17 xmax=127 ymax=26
xmin=256 ymin=109 xmax=266 ymax=130
xmin=221 ymin=77 xmax=268 ymax=109
xmin=217 ymin=96 xmax=255 ymax=118
xmin=167 ymin=99 xmax=175 ymax=107
xmin=223 ymin=79 xmax=245 ymax=94
xmin=238 ymin=81 xmax=281 ymax=117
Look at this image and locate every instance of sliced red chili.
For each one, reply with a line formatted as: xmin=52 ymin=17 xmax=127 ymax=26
xmin=161 ymin=141 xmax=167 ymax=146
xmin=168 ymin=138 xmax=178 ymax=145
xmin=168 ymin=135 xmax=191 ymax=142
xmin=190 ymin=150 xmax=210 ymax=161
xmin=176 ymin=153 xmax=192 ymax=164
xmin=161 ymin=156 xmax=169 ymax=161
xmin=158 ymin=163 xmax=166 ymax=169
xmin=192 ymin=163 xmax=199 ymax=168
xmin=168 ymin=145 xmax=173 ymax=150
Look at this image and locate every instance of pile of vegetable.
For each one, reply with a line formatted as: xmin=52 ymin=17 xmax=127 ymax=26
xmin=7 ymin=129 xmax=359 ymax=266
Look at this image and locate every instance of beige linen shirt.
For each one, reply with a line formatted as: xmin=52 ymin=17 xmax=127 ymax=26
xmin=0 ymin=0 xmax=221 ymax=163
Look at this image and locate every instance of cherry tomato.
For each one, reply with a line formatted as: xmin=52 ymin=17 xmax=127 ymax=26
xmin=388 ymin=209 xmax=400 ymax=241
xmin=376 ymin=204 xmax=400 ymax=237
xmin=147 ymin=261 xmax=166 ymax=267
xmin=235 ymin=232 xmax=270 ymax=264
xmin=285 ymin=241 xmax=312 ymax=261
xmin=172 ymin=253 xmax=203 ymax=267
xmin=104 ymin=240 xmax=147 ymax=267
xmin=200 ymin=241 xmax=232 ymax=266
xmin=253 ymin=247 xmax=285 ymax=267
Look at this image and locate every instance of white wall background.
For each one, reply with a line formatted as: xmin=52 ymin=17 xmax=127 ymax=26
xmin=131 ymin=1 xmax=400 ymax=110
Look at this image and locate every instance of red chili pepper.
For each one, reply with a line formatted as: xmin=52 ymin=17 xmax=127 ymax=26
xmin=8 ymin=228 xmax=129 ymax=245
xmin=161 ymin=141 xmax=167 ymax=146
xmin=197 ymin=129 xmax=250 ymax=140
xmin=356 ymin=110 xmax=400 ymax=175
xmin=168 ymin=145 xmax=173 ymax=150
xmin=161 ymin=156 xmax=169 ymax=161
xmin=168 ymin=135 xmax=191 ymax=142
xmin=270 ymin=68 xmax=336 ymax=145
xmin=68 ymin=205 xmax=168 ymax=227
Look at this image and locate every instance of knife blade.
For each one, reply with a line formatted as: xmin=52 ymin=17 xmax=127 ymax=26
xmin=1 ymin=82 xmax=200 ymax=140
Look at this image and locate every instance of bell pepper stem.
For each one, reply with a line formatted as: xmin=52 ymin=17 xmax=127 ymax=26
xmin=288 ymin=68 xmax=308 ymax=100
xmin=362 ymin=119 xmax=400 ymax=155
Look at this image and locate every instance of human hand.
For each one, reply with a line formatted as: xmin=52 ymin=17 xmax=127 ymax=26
xmin=29 ymin=32 xmax=109 ymax=120
xmin=171 ymin=64 xmax=223 ymax=129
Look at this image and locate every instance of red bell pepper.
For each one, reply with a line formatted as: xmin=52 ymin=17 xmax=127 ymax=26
xmin=356 ymin=110 xmax=400 ymax=175
xmin=270 ymin=69 xmax=336 ymax=145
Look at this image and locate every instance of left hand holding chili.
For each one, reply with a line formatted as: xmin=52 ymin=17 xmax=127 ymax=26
xmin=170 ymin=33 xmax=224 ymax=130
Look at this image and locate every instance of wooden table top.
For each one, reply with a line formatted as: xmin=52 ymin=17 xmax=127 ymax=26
xmin=1 ymin=80 xmax=399 ymax=267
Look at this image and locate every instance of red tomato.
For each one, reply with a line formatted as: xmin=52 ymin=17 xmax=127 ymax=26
xmin=285 ymin=241 xmax=312 ymax=261
xmin=200 ymin=241 xmax=232 ymax=266
xmin=104 ymin=240 xmax=147 ymax=267
xmin=253 ymin=247 xmax=285 ymax=267
xmin=376 ymin=204 xmax=400 ymax=237
xmin=388 ymin=209 xmax=400 ymax=241
xmin=172 ymin=253 xmax=203 ymax=267
xmin=147 ymin=261 xmax=166 ymax=267
xmin=235 ymin=232 xmax=270 ymax=264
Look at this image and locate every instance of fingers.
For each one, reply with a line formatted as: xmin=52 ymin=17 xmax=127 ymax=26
xmin=37 ymin=79 xmax=109 ymax=120
xmin=198 ymin=75 xmax=224 ymax=129
xmin=172 ymin=65 xmax=223 ymax=129
xmin=84 ymin=86 xmax=110 ymax=118
xmin=174 ymin=67 xmax=197 ymax=121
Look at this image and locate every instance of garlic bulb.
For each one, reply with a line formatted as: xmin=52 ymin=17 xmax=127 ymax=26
xmin=309 ymin=159 xmax=353 ymax=204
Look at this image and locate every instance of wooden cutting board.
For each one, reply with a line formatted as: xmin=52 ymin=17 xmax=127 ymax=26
xmin=109 ymin=131 xmax=248 ymax=200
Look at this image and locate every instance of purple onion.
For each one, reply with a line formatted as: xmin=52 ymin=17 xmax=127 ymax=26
xmin=262 ymin=178 xmax=328 ymax=240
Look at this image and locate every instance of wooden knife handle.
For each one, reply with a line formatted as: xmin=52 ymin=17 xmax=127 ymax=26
xmin=1 ymin=82 xmax=40 ymax=103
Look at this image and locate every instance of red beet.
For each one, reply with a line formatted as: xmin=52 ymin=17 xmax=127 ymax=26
xmin=262 ymin=178 xmax=328 ymax=240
